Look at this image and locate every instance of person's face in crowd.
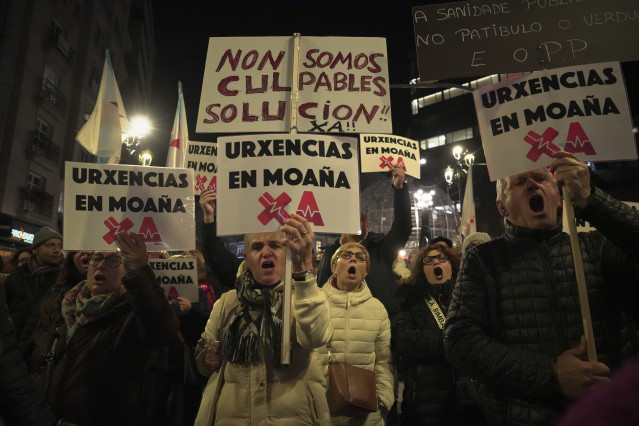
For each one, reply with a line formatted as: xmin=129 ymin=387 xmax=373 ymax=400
xmin=423 ymin=249 xmax=452 ymax=285
xmin=498 ymin=168 xmax=561 ymax=230
xmin=33 ymin=238 xmax=64 ymax=266
xmin=331 ymin=247 xmax=368 ymax=292
xmin=73 ymin=251 xmax=91 ymax=277
xmin=244 ymin=232 xmax=286 ymax=286
xmin=86 ymin=251 xmax=125 ymax=296
xmin=16 ymin=251 xmax=31 ymax=267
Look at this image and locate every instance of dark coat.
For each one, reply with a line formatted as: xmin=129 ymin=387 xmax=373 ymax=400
xmin=317 ymin=185 xmax=412 ymax=310
xmin=29 ymin=265 xmax=178 ymax=426
xmin=3 ymin=263 xmax=60 ymax=340
xmin=391 ymin=279 xmax=457 ymax=425
xmin=444 ymin=188 xmax=639 ymax=426
xmin=201 ymin=222 xmax=240 ymax=296
xmin=0 ymin=286 xmax=56 ymax=425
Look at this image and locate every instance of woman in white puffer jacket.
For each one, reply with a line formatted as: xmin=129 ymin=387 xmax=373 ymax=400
xmin=317 ymin=242 xmax=394 ymax=425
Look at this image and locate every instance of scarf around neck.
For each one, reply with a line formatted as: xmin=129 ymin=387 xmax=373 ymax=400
xmin=222 ymin=269 xmax=284 ymax=366
xmin=61 ymin=280 xmax=124 ymax=342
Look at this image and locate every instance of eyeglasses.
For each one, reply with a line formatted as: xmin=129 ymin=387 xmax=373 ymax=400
xmin=423 ymin=253 xmax=449 ymax=265
xmin=338 ymin=250 xmax=367 ymax=263
xmin=88 ymin=254 xmax=122 ymax=268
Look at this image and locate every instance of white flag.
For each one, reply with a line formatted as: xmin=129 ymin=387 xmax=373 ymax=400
xmin=460 ymin=166 xmax=477 ymax=237
xmin=166 ymin=81 xmax=189 ymax=168
xmin=75 ymin=50 xmax=129 ymax=163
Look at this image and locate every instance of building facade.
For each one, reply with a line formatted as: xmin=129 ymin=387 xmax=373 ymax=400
xmin=0 ymin=0 xmax=154 ymax=252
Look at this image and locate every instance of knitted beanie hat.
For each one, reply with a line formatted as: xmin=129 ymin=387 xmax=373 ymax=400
xmin=32 ymin=226 xmax=63 ymax=248
xmin=462 ymin=232 xmax=490 ymax=253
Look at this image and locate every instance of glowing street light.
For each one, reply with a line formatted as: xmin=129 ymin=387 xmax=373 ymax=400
xmin=139 ymin=150 xmax=153 ymax=166
xmin=464 ymin=153 xmax=475 ymax=167
xmin=452 ymin=145 xmax=463 ymax=161
xmin=129 ymin=115 xmax=151 ymax=139
xmin=444 ymin=166 xmax=454 ymax=184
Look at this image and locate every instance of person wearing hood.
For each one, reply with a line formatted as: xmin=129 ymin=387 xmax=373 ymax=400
xmin=390 ymin=243 xmax=471 ymax=425
xmin=316 ymin=242 xmax=394 ymax=425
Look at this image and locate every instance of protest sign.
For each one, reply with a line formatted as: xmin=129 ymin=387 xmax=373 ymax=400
xmin=216 ymin=133 xmax=360 ymax=236
xmin=473 ymin=62 xmax=637 ymax=181
xmin=359 ymin=134 xmax=421 ymax=178
xmin=185 ymin=141 xmax=217 ymax=194
xmin=413 ymin=0 xmax=639 ymax=81
xmin=63 ymin=162 xmax=196 ymax=251
xmin=149 ymin=257 xmax=199 ymax=302
xmin=196 ymin=36 xmax=391 ymax=134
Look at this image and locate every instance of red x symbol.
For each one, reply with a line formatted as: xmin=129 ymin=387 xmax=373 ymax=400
xmin=524 ymin=127 xmax=560 ymax=162
xmin=207 ymin=176 xmax=217 ymax=191
xmin=195 ymin=174 xmax=208 ymax=191
xmin=103 ymin=217 xmax=134 ymax=244
xmin=257 ymin=192 xmax=291 ymax=225
xmin=379 ymin=155 xmax=394 ymax=170
xmin=395 ymin=157 xmax=407 ymax=171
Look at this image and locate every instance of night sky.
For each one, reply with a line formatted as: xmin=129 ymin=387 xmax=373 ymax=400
xmin=148 ymin=0 xmax=436 ymax=165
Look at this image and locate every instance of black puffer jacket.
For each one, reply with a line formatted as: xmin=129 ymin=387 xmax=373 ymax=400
xmin=444 ymin=188 xmax=639 ymax=426
xmin=391 ymin=279 xmax=457 ymax=425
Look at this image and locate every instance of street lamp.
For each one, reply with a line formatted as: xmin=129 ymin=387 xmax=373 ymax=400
xmin=122 ymin=115 xmax=152 ymax=165
xmin=139 ymin=150 xmax=153 ymax=166
xmin=464 ymin=153 xmax=475 ymax=167
xmin=452 ymin=145 xmax=463 ymax=161
xmin=444 ymin=166 xmax=454 ymax=184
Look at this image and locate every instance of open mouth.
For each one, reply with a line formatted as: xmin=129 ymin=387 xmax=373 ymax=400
xmin=348 ymin=266 xmax=356 ymax=275
xmin=94 ymin=272 xmax=106 ymax=284
xmin=433 ymin=266 xmax=443 ymax=280
xmin=261 ymin=261 xmax=275 ymax=270
xmin=529 ymin=194 xmax=544 ymax=213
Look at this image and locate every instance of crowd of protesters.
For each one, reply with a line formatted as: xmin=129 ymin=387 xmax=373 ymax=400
xmin=1 ymin=153 xmax=639 ymax=426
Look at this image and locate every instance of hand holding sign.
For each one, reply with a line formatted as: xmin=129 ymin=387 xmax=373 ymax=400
xmin=280 ymin=214 xmax=314 ymax=273
xmin=392 ymin=164 xmax=406 ymax=189
xmin=115 ymin=232 xmax=150 ymax=273
xmin=549 ymin=151 xmax=591 ymax=208
xmin=199 ymin=189 xmax=217 ymax=224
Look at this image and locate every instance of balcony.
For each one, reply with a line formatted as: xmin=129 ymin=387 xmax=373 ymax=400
xmin=27 ymin=133 xmax=61 ymax=164
xmin=20 ymin=188 xmax=55 ymax=218
xmin=35 ymin=78 xmax=68 ymax=111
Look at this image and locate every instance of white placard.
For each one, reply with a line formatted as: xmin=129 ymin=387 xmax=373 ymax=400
xmin=196 ymin=36 xmax=391 ymax=134
xmin=216 ymin=133 xmax=360 ymax=236
xmin=473 ymin=62 xmax=637 ymax=181
xmin=149 ymin=258 xmax=199 ymax=302
xmin=359 ymin=134 xmax=420 ymax=178
xmin=63 ymin=162 xmax=196 ymax=251
xmin=185 ymin=141 xmax=217 ymax=194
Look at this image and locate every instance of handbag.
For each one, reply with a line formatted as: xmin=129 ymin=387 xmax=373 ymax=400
xmin=326 ymin=343 xmax=378 ymax=416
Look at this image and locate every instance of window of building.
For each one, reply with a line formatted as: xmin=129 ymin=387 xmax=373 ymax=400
xmin=89 ymin=62 xmax=100 ymax=93
xmin=41 ymin=65 xmax=59 ymax=101
xmin=34 ymin=116 xmax=53 ymax=144
xmin=27 ymin=171 xmax=46 ymax=191
xmin=426 ymin=134 xmax=446 ymax=148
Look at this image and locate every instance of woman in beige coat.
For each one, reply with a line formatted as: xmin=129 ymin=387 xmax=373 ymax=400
xmin=194 ymin=214 xmax=333 ymax=426
xmin=318 ymin=242 xmax=394 ymax=425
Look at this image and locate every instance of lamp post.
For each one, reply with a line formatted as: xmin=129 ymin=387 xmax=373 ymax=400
xmin=122 ymin=115 xmax=152 ymax=165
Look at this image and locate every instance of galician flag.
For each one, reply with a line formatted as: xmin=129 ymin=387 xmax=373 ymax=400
xmin=166 ymin=81 xmax=189 ymax=168
xmin=76 ymin=50 xmax=129 ymax=163
xmin=460 ymin=166 xmax=477 ymax=237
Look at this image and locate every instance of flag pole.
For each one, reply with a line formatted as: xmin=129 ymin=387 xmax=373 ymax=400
xmin=282 ymin=33 xmax=302 ymax=365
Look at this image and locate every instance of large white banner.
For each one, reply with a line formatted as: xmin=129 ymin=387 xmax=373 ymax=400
xmin=197 ymin=36 xmax=391 ymax=134
xmin=216 ymin=134 xmax=360 ymax=236
xmin=185 ymin=141 xmax=217 ymax=194
xmin=473 ymin=62 xmax=637 ymax=181
xmin=149 ymin=258 xmax=199 ymax=302
xmin=359 ymin=134 xmax=420 ymax=178
xmin=63 ymin=162 xmax=196 ymax=251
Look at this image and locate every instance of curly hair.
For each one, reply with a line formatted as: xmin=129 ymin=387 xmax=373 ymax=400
xmin=404 ymin=243 xmax=461 ymax=285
